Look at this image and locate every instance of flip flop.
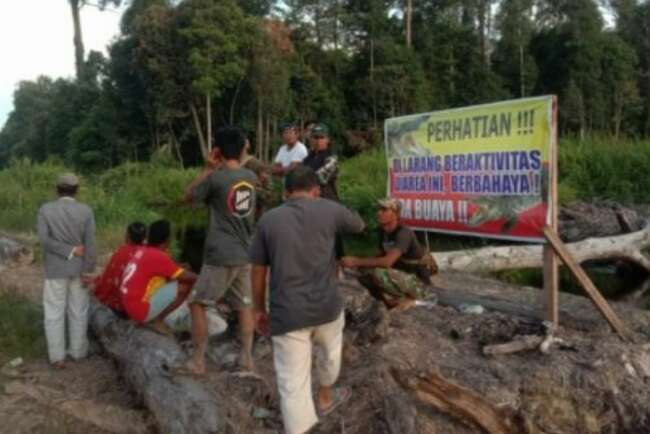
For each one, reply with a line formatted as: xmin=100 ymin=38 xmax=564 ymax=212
xmin=318 ymin=386 xmax=352 ymax=417
xmin=170 ymin=361 xmax=206 ymax=377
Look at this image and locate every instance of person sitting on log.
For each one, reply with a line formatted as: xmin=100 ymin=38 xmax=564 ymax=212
xmin=119 ymin=219 xmax=197 ymax=336
xmin=84 ymin=221 xmax=147 ymax=318
xmin=341 ymin=198 xmax=438 ymax=311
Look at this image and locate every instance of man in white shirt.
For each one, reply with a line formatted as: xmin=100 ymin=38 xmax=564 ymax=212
xmin=272 ymin=122 xmax=308 ymax=177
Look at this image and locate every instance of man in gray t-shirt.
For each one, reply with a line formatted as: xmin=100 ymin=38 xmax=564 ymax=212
xmin=183 ymin=127 xmax=257 ymax=375
xmin=250 ymin=166 xmax=364 ymax=434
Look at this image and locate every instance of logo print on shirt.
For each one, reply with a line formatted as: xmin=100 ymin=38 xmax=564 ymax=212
xmin=227 ymin=181 xmax=255 ymax=218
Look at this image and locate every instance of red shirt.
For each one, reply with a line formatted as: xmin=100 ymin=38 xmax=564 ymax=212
xmin=119 ymin=246 xmax=183 ymax=322
xmin=94 ymin=244 xmax=139 ymax=311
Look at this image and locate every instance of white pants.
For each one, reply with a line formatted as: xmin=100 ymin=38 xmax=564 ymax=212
xmin=272 ymin=312 xmax=344 ymax=434
xmin=43 ymin=278 xmax=89 ymax=363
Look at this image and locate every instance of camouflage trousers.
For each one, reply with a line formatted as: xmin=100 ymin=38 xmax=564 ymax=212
xmin=357 ymin=268 xmax=429 ymax=301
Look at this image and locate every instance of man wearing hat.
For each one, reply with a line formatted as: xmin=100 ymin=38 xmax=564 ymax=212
xmin=303 ymin=123 xmax=339 ymax=202
xmin=341 ymin=198 xmax=437 ymax=310
xmin=272 ymin=122 xmax=308 ymax=177
xmin=37 ymin=173 xmax=97 ymax=368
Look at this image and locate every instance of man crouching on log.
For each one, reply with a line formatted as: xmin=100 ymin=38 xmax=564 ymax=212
xmin=120 ymin=220 xmax=197 ymax=335
xmin=250 ymin=167 xmax=365 ymax=434
xmin=341 ymin=198 xmax=437 ymax=311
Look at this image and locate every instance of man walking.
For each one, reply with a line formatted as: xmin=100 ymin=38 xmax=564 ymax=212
xmin=184 ymin=127 xmax=258 ymax=375
xmin=37 ymin=173 xmax=96 ymax=369
xmin=250 ymin=166 xmax=365 ymax=434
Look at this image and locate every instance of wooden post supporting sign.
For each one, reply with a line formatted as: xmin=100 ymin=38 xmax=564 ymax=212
xmin=543 ymin=227 xmax=631 ymax=341
xmin=543 ymin=96 xmax=559 ymax=326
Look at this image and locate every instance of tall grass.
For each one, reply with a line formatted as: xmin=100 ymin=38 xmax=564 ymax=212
xmin=0 ymin=290 xmax=45 ymax=364
xmin=559 ymin=137 xmax=650 ymax=204
xmin=0 ymin=158 xmax=205 ymax=250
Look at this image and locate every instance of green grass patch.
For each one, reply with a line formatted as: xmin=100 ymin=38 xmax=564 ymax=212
xmin=0 ymin=290 xmax=45 ymax=365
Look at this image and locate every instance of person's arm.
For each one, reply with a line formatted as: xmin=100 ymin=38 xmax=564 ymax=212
xmin=341 ymin=249 xmax=402 ymax=269
xmin=251 ymin=265 xmax=267 ymax=312
xmin=249 ymin=226 xmax=270 ymax=334
xmin=177 ymin=269 xmax=197 ymax=284
xmin=183 ymin=149 xmax=220 ymax=203
xmin=37 ymin=208 xmax=79 ymax=260
xmin=336 ymin=205 xmax=366 ymax=235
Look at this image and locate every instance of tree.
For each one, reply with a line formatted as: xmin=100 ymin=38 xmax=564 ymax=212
xmin=176 ymin=0 xmax=253 ymax=155
xmin=68 ymin=0 xmax=122 ymax=79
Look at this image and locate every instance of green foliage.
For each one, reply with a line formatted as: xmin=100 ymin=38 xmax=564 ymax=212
xmin=559 ymin=137 xmax=650 ymax=203
xmin=339 ymin=147 xmax=387 ymax=232
xmin=0 ymin=290 xmax=45 ymax=364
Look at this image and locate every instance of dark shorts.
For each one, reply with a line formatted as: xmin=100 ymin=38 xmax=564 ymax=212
xmin=188 ymin=264 xmax=252 ymax=310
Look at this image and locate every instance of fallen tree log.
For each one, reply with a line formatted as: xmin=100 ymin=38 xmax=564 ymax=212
xmin=89 ymin=302 xmax=225 ymax=434
xmin=431 ymin=223 xmax=650 ymax=273
xmin=391 ymin=367 xmax=523 ymax=434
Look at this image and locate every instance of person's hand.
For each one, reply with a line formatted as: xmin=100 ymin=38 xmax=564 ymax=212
xmin=253 ymin=309 xmax=270 ymax=337
xmin=72 ymin=245 xmax=85 ymax=257
xmin=340 ymin=256 xmax=359 ymax=269
xmin=80 ymin=274 xmax=95 ymax=288
xmin=205 ymin=148 xmax=222 ymax=170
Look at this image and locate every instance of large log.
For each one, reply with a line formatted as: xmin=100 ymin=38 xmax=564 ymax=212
xmin=89 ymin=303 xmax=225 ymax=434
xmin=431 ymin=224 xmax=650 ymax=274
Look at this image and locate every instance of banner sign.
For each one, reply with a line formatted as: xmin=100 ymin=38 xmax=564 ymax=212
xmin=385 ymin=96 xmax=556 ymax=242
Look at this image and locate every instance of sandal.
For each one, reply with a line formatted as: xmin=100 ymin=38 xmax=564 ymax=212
xmin=318 ymin=386 xmax=352 ymax=417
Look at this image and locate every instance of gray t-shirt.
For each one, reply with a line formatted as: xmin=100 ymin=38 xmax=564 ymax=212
xmin=249 ymin=197 xmax=365 ymax=335
xmin=192 ymin=168 xmax=257 ymax=266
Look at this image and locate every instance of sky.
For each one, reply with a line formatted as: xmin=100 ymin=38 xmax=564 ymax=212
xmin=0 ymin=1 xmax=125 ymax=129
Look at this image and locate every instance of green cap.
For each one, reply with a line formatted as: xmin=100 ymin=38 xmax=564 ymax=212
xmin=377 ymin=197 xmax=401 ymax=214
xmin=311 ymin=123 xmax=329 ymax=136
xmin=56 ymin=173 xmax=79 ymax=188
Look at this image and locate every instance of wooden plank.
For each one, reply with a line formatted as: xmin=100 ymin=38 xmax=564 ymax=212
xmin=391 ymin=368 xmax=520 ymax=434
xmin=543 ymin=227 xmax=631 ymax=340
xmin=543 ymin=95 xmax=559 ymax=326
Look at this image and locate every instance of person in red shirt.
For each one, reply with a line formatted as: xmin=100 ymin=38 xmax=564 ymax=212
xmin=120 ymin=220 xmax=197 ymax=335
xmin=90 ymin=222 xmax=147 ymax=316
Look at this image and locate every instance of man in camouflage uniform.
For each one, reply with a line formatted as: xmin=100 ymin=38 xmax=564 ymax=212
xmin=341 ymin=198 xmax=437 ymax=310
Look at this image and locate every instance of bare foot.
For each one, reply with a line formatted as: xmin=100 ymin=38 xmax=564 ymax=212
xmin=237 ymin=351 xmax=255 ymax=372
xmin=174 ymin=358 xmax=206 ymax=377
xmin=52 ymin=360 xmax=66 ymax=370
xmin=391 ymin=298 xmax=417 ymax=312
xmin=146 ymin=320 xmax=175 ymax=338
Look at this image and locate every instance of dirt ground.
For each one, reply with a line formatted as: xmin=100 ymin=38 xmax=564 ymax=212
xmin=3 ymin=260 xmax=650 ymax=434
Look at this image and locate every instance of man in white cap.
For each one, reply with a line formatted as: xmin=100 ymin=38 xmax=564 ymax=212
xmin=37 ymin=173 xmax=96 ymax=369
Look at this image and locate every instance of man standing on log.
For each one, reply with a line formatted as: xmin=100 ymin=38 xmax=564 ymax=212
xmin=250 ymin=166 xmax=365 ymax=434
xmin=37 ymin=173 xmax=96 ymax=369
xmin=341 ymin=198 xmax=437 ymax=310
xmin=183 ymin=127 xmax=258 ymax=375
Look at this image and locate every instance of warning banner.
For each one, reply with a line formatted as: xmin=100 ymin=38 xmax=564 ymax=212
xmin=385 ymin=96 xmax=556 ymax=242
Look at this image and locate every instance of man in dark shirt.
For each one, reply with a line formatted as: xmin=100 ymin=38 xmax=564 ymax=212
xmin=302 ymin=123 xmax=339 ymax=202
xmin=341 ymin=198 xmax=437 ymax=310
xmin=183 ymin=127 xmax=257 ymax=375
xmin=250 ymin=166 xmax=365 ymax=434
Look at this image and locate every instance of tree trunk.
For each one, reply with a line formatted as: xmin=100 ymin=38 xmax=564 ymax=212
xmin=256 ymin=100 xmax=263 ymax=160
xmin=405 ymin=0 xmax=413 ymax=48
xmin=89 ymin=303 xmax=226 ymax=434
xmin=206 ymin=91 xmax=212 ymax=152
xmin=69 ymin=0 xmax=85 ymax=79
xmin=432 ymin=225 xmax=650 ymax=274
xmin=190 ymin=102 xmax=207 ymax=159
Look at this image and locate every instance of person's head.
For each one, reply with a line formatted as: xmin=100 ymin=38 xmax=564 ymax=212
xmin=302 ymin=120 xmax=317 ymax=143
xmin=147 ymin=219 xmax=171 ymax=249
xmin=281 ymin=122 xmax=299 ymax=147
xmin=56 ymin=173 xmax=79 ymax=197
xmin=214 ymin=127 xmax=246 ymax=161
xmin=126 ymin=221 xmax=147 ymax=245
xmin=284 ymin=166 xmax=320 ymax=198
xmin=308 ymin=123 xmax=330 ymax=152
xmin=376 ymin=198 xmax=401 ymax=227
